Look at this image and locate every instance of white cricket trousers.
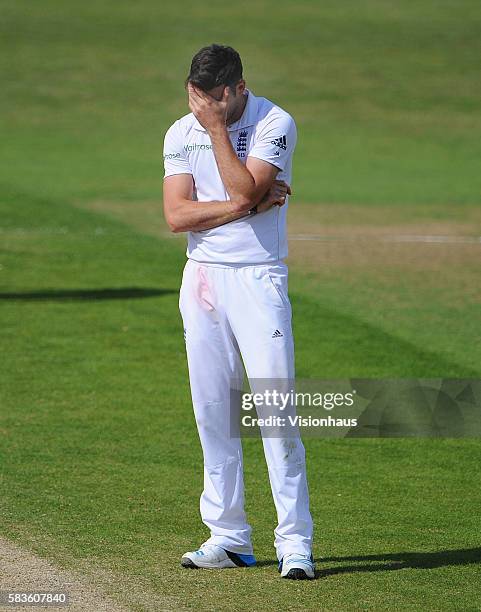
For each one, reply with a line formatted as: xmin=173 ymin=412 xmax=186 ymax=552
xmin=179 ymin=258 xmax=313 ymax=560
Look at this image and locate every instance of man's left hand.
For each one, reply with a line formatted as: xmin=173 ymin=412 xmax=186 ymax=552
xmin=188 ymin=84 xmax=229 ymax=132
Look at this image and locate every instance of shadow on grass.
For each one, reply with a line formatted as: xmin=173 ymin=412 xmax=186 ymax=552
xmin=0 ymin=287 xmax=177 ymax=301
xmin=316 ymin=547 xmax=481 ymax=578
xmin=257 ymin=547 xmax=481 ymax=580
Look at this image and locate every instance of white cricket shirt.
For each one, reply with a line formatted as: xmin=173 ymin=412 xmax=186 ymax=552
xmin=163 ymin=89 xmax=297 ymax=264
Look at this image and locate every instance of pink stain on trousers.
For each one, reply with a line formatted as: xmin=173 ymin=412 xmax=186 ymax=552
xmin=196 ymin=266 xmax=215 ymax=311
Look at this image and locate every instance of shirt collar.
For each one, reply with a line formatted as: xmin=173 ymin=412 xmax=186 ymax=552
xmin=192 ymin=89 xmax=258 ymax=132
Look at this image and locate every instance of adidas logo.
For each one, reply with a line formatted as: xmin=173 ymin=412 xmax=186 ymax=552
xmin=272 ymin=329 xmax=283 ymax=338
xmin=270 ymin=135 xmax=287 ymax=150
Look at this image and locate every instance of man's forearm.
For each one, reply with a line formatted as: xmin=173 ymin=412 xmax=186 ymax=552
xmin=208 ymin=125 xmax=257 ymax=206
xmin=167 ymin=198 xmax=250 ymax=233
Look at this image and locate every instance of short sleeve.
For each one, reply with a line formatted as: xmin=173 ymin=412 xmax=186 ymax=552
xmin=163 ymin=121 xmax=192 ymax=178
xmin=248 ymin=112 xmax=297 ymax=172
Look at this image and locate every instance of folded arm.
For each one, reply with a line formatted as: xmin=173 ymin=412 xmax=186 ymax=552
xmin=163 ymin=173 xmax=245 ymax=233
xmin=163 ymin=173 xmax=290 ymax=233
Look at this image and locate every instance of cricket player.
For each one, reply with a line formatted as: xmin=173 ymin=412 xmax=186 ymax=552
xmin=163 ymin=44 xmax=314 ymax=579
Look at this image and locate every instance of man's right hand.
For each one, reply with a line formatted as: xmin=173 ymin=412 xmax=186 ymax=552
xmin=257 ymin=180 xmax=292 ymax=213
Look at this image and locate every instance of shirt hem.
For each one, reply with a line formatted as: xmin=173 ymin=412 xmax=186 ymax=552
xmin=187 ymin=256 xmax=286 ymax=268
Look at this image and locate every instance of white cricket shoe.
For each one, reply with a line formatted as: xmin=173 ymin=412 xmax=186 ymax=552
xmin=279 ymin=553 xmax=315 ymax=580
xmin=181 ymin=543 xmax=256 ymax=569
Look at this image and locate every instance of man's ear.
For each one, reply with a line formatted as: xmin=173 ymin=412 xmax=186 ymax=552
xmin=236 ymin=80 xmax=246 ymax=96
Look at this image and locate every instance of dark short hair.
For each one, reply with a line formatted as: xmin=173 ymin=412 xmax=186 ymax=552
xmin=186 ymin=44 xmax=243 ymax=92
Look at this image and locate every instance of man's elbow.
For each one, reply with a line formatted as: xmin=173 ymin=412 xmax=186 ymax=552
xmin=167 ymin=219 xmax=186 ymax=234
xmin=168 ymin=222 xmax=183 ymax=233
xmin=164 ymin=210 xmax=185 ymax=233
xmin=231 ymin=181 xmax=270 ymax=212
xmin=230 ymin=194 xmax=255 ymax=213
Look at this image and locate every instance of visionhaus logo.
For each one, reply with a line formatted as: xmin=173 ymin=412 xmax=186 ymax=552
xmin=238 ymin=388 xmax=359 ymax=433
xmin=231 ymin=379 xmax=362 ymax=438
xmin=241 ymin=413 xmax=358 ymax=429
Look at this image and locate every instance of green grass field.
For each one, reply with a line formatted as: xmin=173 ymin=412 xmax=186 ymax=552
xmin=1 ymin=1 xmax=480 ymax=610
